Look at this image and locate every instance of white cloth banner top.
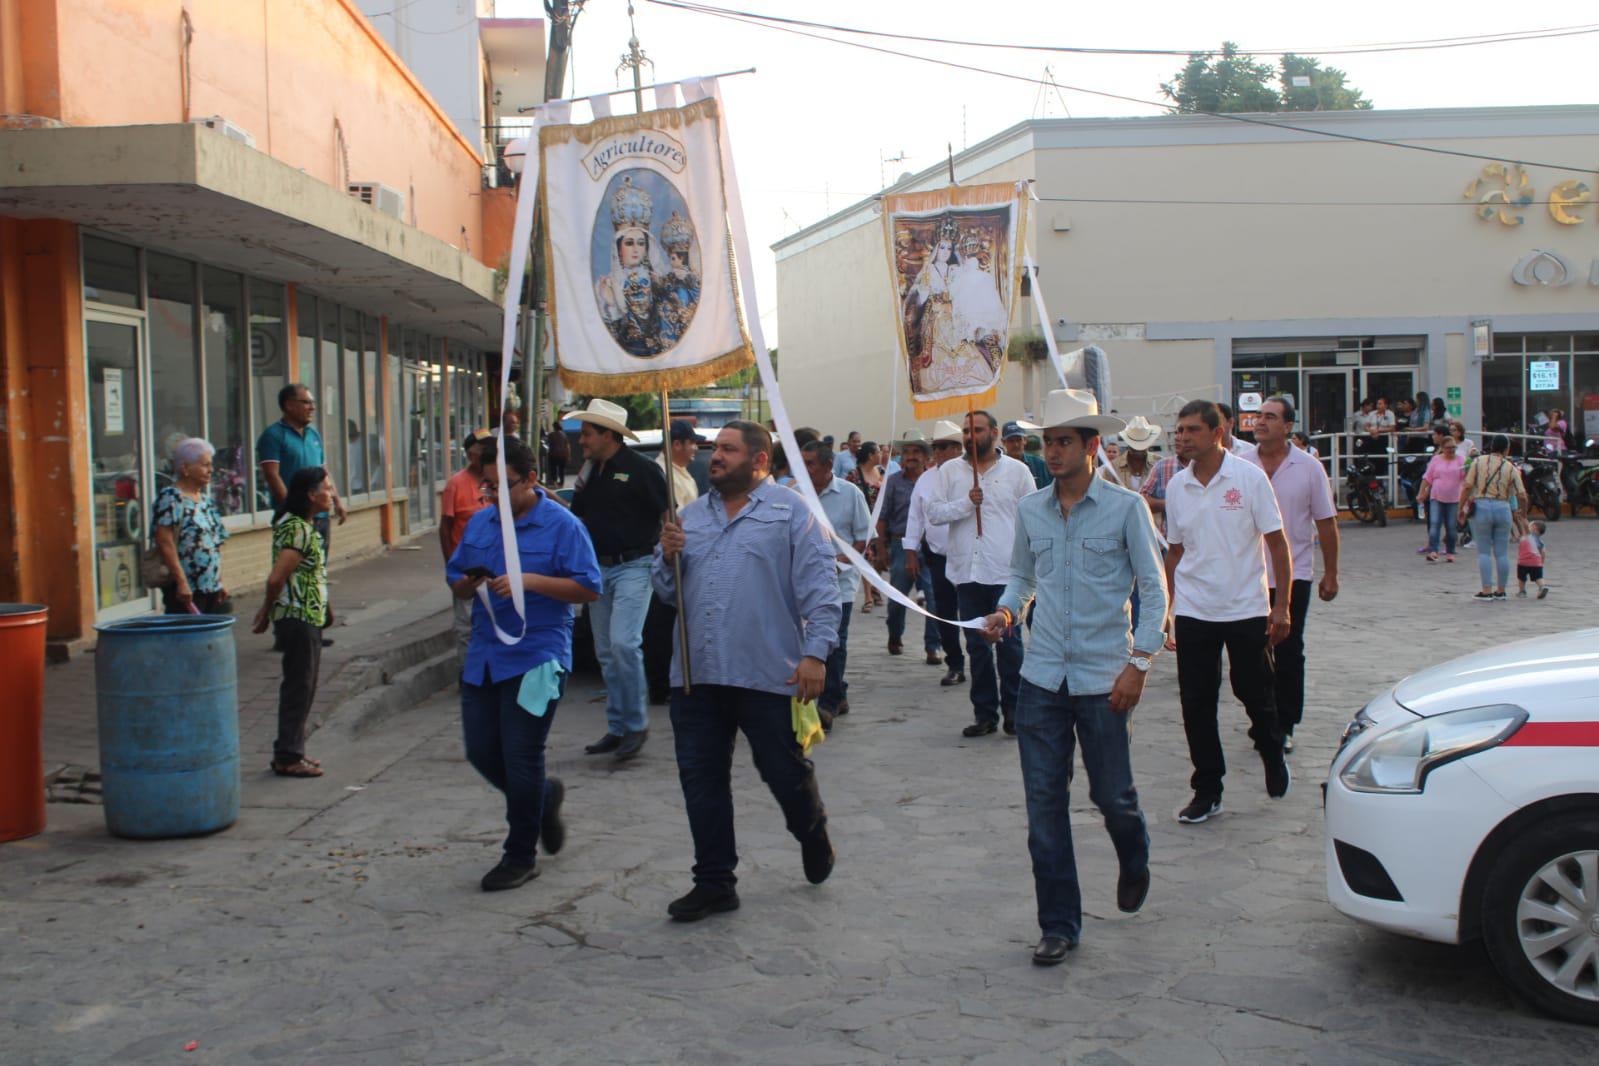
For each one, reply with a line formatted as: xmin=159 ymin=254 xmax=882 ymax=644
xmin=539 ymin=94 xmax=753 ymax=395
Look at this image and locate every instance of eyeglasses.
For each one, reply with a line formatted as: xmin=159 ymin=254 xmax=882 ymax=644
xmin=479 ymin=475 xmax=525 ymax=497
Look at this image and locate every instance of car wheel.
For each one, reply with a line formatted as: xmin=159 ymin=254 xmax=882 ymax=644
xmin=1481 ymin=815 xmax=1599 ymax=1025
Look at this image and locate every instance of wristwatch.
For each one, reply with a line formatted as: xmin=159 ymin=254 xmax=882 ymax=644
xmin=1127 ymin=655 xmax=1152 ymax=673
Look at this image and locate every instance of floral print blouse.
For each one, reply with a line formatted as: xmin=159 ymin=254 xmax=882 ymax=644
xmin=152 ymin=486 xmax=229 ymax=593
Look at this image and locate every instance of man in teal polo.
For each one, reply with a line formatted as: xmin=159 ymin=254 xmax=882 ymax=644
xmin=259 ymin=383 xmax=346 ymax=645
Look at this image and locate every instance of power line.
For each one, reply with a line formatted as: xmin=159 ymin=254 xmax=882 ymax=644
xmin=651 ymin=1 xmax=1597 ymax=176
xmin=649 ymin=2 xmax=1599 ymax=59
xmin=1038 ymin=197 xmax=1581 ymax=207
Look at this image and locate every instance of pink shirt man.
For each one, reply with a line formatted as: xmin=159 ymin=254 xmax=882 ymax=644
xmin=1244 ymin=446 xmax=1336 ymax=588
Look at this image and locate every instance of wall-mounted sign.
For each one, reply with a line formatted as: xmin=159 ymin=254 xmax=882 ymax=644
xmin=1448 ymin=402 xmax=1462 ymax=417
xmin=103 ymin=368 xmax=124 ymax=435
xmin=1471 ymin=321 xmax=1491 ymax=358
xmin=1529 ymin=360 xmax=1561 ymax=392
xmin=1238 ymin=392 xmax=1263 ymax=412
xmin=1446 ymin=386 xmax=1462 ymax=401
xmin=1466 ymin=164 xmax=1593 ymax=227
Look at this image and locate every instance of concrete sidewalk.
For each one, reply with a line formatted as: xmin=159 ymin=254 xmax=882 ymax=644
xmin=42 ymin=541 xmax=459 ymax=788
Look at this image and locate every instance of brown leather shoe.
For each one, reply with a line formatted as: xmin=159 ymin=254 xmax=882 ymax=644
xmin=887 ymin=639 xmax=903 ymax=655
xmin=925 ymin=651 xmax=943 ymax=666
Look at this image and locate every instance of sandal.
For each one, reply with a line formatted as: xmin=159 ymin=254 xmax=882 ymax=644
xmin=1425 ymin=552 xmax=1438 ymax=562
xmin=270 ymin=759 xmax=324 ymax=778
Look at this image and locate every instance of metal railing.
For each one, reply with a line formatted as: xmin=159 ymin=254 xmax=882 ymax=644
xmin=1301 ymin=430 xmax=1584 ymax=512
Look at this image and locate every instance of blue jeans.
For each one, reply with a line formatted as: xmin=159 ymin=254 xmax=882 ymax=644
xmin=820 ymin=602 xmax=853 ymax=712
xmin=1427 ymin=500 xmax=1459 ymax=555
xmin=590 ymin=557 xmax=652 ymax=735
xmin=1015 ymin=678 xmax=1150 ymax=941
xmin=886 ymin=539 xmax=940 ymax=652
xmin=1470 ymin=498 xmax=1513 ymax=589
xmin=957 ymin=582 xmax=1022 ymax=724
xmin=670 ymin=684 xmax=828 ymax=888
xmin=461 ymin=673 xmax=563 ymax=866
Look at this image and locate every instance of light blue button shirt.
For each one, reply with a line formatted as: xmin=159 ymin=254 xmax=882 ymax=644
xmin=998 ymin=476 xmax=1169 ymax=697
xmin=815 ymin=475 xmax=871 ymax=604
xmin=653 ymin=479 xmax=841 ymax=696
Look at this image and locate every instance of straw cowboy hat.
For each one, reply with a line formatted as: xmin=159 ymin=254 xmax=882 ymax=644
xmin=566 ymin=397 xmax=640 ymax=441
xmin=1020 ymin=388 xmax=1126 ymax=436
xmin=931 ymin=420 xmax=964 ymax=443
xmin=1119 ymin=415 xmax=1164 ymax=451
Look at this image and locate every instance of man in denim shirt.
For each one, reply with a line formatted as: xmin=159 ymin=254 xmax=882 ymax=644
xmin=982 ymin=389 xmax=1167 ymax=966
xmin=655 ymin=421 xmax=841 ymax=922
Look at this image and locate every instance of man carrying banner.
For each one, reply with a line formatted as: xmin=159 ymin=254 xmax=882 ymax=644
xmin=655 ymin=421 xmax=840 ymax=921
xmin=905 ymin=421 xmax=967 ymax=687
xmin=927 ymin=410 xmax=1035 ymax=737
xmin=981 ymin=389 xmax=1165 ymax=964
xmin=569 ymin=398 xmax=670 ymax=762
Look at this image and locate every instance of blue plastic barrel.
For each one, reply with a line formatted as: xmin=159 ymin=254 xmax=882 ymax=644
xmin=93 ymin=614 xmax=239 ymax=838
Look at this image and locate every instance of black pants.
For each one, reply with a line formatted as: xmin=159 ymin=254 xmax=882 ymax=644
xmin=643 ymin=591 xmax=676 ymax=703
xmin=161 ymin=587 xmax=232 ymax=615
xmin=1175 ymin=614 xmax=1281 ymax=799
xmin=548 ymin=457 xmax=567 ymax=484
xmin=273 ymin=617 xmax=323 ymax=763
xmin=923 ymin=548 xmax=965 ymax=671
xmin=1264 ymin=581 xmax=1312 ymax=736
xmin=670 ymin=684 xmax=827 ymax=889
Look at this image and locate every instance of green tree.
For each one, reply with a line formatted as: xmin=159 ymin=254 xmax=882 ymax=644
xmin=574 ymin=393 xmax=660 ymax=431
xmin=1160 ymin=43 xmax=1373 ymax=114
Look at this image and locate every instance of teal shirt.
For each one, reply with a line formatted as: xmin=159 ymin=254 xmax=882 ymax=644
xmin=1022 ymin=452 xmax=1050 ymax=489
xmin=257 ymin=419 xmax=327 ymax=514
xmin=998 ymin=476 xmax=1169 ymax=697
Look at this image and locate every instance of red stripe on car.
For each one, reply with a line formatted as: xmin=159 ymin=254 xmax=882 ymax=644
xmin=1501 ymin=722 xmax=1599 ymax=747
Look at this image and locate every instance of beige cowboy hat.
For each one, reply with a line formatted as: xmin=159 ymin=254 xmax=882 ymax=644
xmin=1019 ymin=388 xmax=1126 ymax=436
xmin=931 ymin=420 xmax=963 ymax=443
xmin=898 ymin=428 xmax=928 ymax=444
xmin=1119 ymin=415 xmax=1164 ymax=451
xmin=566 ymin=397 xmax=640 ymax=441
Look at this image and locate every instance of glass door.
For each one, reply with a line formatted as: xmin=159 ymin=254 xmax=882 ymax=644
xmin=1304 ymin=369 xmax=1351 ymax=480
xmin=86 ymin=314 xmax=154 ymax=619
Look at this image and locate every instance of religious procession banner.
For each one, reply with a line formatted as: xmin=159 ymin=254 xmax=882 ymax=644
xmin=882 ymin=182 xmax=1028 ymax=418
xmin=538 ymin=96 xmax=753 ymax=394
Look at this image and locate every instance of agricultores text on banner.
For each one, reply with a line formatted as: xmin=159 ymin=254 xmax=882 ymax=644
xmin=539 ymin=96 xmax=753 ymax=395
xmin=882 ymin=182 xmax=1028 ymax=419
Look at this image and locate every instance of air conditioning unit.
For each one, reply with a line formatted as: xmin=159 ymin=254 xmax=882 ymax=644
xmin=190 ymin=115 xmax=256 ymax=149
xmin=348 ymin=182 xmax=406 ymax=220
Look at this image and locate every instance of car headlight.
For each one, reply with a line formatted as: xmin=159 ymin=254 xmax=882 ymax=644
xmin=1338 ymin=704 xmax=1377 ymax=754
xmin=1338 ymin=704 xmax=1527 ymax=794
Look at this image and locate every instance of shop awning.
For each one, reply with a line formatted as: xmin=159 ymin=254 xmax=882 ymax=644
xmin=0 ymin=124 xmax=502 ymax=347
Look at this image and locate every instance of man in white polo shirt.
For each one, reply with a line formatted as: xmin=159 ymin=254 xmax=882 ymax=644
xmin=1243 ymin=395 xmax=1339 ymax=754
xmin=1163 ymin=400 xmax=1293 ymax=824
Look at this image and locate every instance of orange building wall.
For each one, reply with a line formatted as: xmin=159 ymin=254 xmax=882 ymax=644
xmin=45 ymin=0 xmax=490 ymax=264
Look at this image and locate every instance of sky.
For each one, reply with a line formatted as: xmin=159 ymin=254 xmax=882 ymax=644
xmin=497 ymin=0 xmax=1598 ymax=346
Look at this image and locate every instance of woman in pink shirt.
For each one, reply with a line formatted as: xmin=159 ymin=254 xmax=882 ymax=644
xmin=1418 ymin=436 xmax=1466 ymax=561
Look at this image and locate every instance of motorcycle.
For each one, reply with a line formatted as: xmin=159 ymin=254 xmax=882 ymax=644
xmin=1344 ymin=450 xmax=1389 ymax=526
xmin=1518 ymin=444 xmax=1564 ymax=523
xmin=1557 ymin=439 xmax=1599 ymax=518
xmin=1396 ymin=449 xmax=1431 ymax=522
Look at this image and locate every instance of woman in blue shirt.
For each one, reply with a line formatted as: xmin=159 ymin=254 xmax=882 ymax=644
xmin=446 ymin=436 xmax=603 ymax=892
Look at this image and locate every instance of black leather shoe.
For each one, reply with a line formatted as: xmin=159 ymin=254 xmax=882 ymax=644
xmin=802 ymin=829 xmax=835 ymax=885
xmin=667 ymin=884 xmax=740 ymax=921
xmin=584 ymin=733 xmax=623 ymax=755
xmin=835 ymin=699 xmax=850 ymax=716
xmin=1117 ymin=866 xmax=1150 ymax=913
xmin=614 ymin=730 xmax=649 ymax=762
xmin=540 ymin=777 xmax=566 ymax=855
xmin=817 ymin=707 xmax=835 ymax=731
xmin=481 ymin=858 xmax=539 ymax=892
xmin=1263 ymin=750 xmax=1291 ymax=799
xmin=1002 ymin=712 xmax=1016 ymax=736
xmin=940 ymin=669 xmax=966 ymax=687
xmin=1032 ymin=936 xmax=1075 ymax=966
xmin=962 ymin=720 xmax=997 ymax=738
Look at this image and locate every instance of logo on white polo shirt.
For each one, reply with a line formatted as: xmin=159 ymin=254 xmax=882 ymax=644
xmin=1221 ymin=487 xmax=1244 ymax=511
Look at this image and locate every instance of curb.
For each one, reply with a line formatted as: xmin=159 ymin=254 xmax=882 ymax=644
xmin=334 ymin=649 xmax=459 ymax=739
xmin=307 ymin=611 xmax=455 ymax=738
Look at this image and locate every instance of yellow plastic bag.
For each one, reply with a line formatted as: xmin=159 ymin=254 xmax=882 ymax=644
xmin=792 ymin=697 xmax=825 ymax=755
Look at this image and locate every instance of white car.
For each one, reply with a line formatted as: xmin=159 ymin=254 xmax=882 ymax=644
xmin=1325 ymin=628 xmax=1599 ymax=1025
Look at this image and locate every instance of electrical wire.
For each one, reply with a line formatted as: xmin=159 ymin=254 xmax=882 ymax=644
xmin=651 ymin=1 xmax=1598 ymax=176
xmin=1037 ymin=196 xmax=1580 ymax=207
xmin=649 ymin=2 xmax=1599 ymax=59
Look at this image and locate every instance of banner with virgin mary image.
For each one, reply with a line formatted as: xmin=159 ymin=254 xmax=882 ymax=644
xmin=539 ymin=96 xmax=753 ymax=394
xmin=882 ymin=182 xmax=1028 ymax=418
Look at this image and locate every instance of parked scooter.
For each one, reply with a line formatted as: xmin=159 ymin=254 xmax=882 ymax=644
xmin=1397 ymin=450 xmax=1430 ymax=522
xmin=1519 ymin=443 xmax=1564 ymax=523
xmin=1559 ymin=439 xmax=1599 ymax=517
xmin=1344 ymin=450 xmax=1389 ymax=526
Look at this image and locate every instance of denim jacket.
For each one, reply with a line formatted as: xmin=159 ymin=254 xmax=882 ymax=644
xmin=998 ymin=476 xmax=1168 ymax=696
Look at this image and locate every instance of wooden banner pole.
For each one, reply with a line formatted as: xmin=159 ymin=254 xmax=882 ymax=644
xmin=661 ymin=391 xmax=692 ymax=694
xmin=968 ymin=398 xmax=983 ymax=538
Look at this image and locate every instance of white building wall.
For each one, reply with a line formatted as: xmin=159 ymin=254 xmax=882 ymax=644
xmin=358 ymin=0 xmax=490 ymax=152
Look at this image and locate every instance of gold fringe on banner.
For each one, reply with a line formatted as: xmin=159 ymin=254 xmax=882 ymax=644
xmin=557 ymin=344 xmax=754 ymax=398
xmin=912 ymin=384 xmax=1000 ymax=421
xmin=538 ymin=97 xmax=719 ymax=148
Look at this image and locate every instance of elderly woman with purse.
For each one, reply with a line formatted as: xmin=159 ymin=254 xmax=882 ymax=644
xmin=151 ymin=437 xmax=231 ymax=614
xmin=252 ymin=466 xmax=335 ymax=778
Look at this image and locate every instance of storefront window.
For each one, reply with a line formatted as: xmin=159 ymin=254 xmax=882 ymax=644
xmin=146 ymin=253 xmax=199 ymax=484
xmin=249 ymin=283 xmax=286 ymax=513
xmin=320 ymin=303 xmax=345 ymax=493
xmin=1482 ymin=356 xmax=1521 ymax=437
xmin=82 ymin=236 xmax=140 ymax=308
xmin=1575 ymin=353 xmax=1599 ymax=446
xmin=202 ymin=268 xmax=248 ymax=515
xmin=364 ymin=315 xmax=385 ymax=492
xmin=296 ymin=292 xmax=318 ymax=409
xmin=343 ymin=311 xmax=366 ymax=493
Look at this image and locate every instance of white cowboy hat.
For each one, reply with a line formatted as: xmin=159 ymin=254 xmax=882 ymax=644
xmin=566 ymin=398 xmax=639 ymax=441
xmin=1119 ymin=415 xmax=1164 ymax=451
xmin=898 ymin=428 xmax=928 ymax=443
xmin=931 ymin=420 xmax=963 ymax=443
xmin=1019 ymin=388 xmax=1126 ymax=436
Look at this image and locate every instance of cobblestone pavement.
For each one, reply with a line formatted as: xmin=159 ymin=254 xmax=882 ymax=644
xmin=6 ymin=520 xmax=1599 ymax=1064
